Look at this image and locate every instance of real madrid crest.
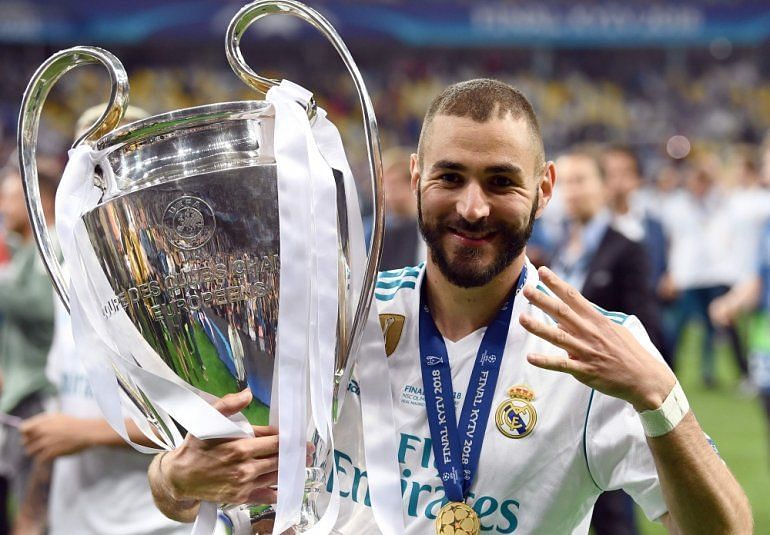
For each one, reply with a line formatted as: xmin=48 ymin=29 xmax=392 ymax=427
xmin=495 ymin=384 xmax=537 ymax=439
xmin=379 ymin=314 xmax=405 ymax=356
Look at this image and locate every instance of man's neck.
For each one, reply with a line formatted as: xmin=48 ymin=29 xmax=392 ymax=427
xmin=424 ymin=255 xmax=525 ymax=342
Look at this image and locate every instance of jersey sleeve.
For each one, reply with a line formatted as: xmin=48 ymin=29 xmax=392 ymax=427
xmin=584 ymin=315 xmax=669 ymax=522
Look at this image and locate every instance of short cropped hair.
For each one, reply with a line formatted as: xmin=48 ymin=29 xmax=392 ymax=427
xmin=416 ymin=78 xmax=545 ymax=174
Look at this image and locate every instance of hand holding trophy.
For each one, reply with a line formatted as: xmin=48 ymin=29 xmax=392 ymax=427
xmin=18 ymin=2 xmax=403 ymax=534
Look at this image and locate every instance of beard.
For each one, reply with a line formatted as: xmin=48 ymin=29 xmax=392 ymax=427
xmin=418 ymin=192 xmax=538 ymax=288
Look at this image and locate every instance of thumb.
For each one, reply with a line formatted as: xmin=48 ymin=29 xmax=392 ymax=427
xmin=212 ymin=389 xmax=252 ymax=417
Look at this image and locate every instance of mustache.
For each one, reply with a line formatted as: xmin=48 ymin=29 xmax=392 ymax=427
xmin=444 ymin=217 xmax=498 ymax=234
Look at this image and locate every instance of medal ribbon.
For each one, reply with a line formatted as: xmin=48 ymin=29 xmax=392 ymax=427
xmin=418 ymin=267 xmax=526 ymax=502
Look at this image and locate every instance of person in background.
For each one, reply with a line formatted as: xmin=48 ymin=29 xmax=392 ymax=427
xmin=709 ymin=219 xmax=770 ymax=464
xmin=0 ymin=155 xmax=58 ymax=535
xmin=710 ymin=138 xmax=770 ymax=461
xmin=552 ymin=148 xmax=663 ymax=535
xmin=380 ymin=146 xmax=425 ymax=271
xmin=600 ymin=146 xmax=668 ymax=313
xmin=658 ymin=163 xmax=747 ymax=387
xmin=18 ymin=104 xmax=191 ymax=535
xmin=600 ymin=145 xmax=672 ymax=366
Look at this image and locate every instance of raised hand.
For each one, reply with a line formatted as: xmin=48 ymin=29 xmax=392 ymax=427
xmin=519 ymin=267 xmax=675 ymax=412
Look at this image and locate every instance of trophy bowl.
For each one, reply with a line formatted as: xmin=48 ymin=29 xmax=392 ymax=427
xmin=17 ymin=1 xmax=385 ymax=532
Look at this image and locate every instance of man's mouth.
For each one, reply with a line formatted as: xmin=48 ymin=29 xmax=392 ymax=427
xmin=448 ymin=227 xmax=497 ymax=245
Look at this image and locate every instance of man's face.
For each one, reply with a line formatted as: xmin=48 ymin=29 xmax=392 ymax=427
xmin=557 ymin=154 xmax=606 ymax=224
xmin=412 ymin=113 xmax=550 ymax=288
xmin=602 ymin=151 xmax=640 ymax=202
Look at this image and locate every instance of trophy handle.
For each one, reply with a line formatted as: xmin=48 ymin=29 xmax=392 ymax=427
xmin=226 ymin=1 xmax=385 ymax=366
xmin=17 ymin=46 xmax=129 ymax=309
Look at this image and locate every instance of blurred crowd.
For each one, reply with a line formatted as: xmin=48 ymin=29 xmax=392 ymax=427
xmin=0 ymin=43 xmax=768 ymax=534
xmin=1 ymin=46 xmax=769 ymax=171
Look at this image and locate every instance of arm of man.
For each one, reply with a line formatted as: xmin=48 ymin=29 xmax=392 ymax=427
xmin=147 ymin=390 xmax=280 ymax=523
xmin=519 ymin=267 xmax=752 ymax=535
xmin=20 ymin=414 xmax=158 ymax=461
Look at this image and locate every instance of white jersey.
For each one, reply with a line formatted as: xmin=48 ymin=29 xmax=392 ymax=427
xmin=330 ymin=260 xmax=667 ymax=534
xmin=45 ymin=303 xmax=191 ymax=535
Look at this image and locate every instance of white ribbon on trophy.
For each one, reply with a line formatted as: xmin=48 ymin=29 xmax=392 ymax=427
xmin=311 ymin=104 xmax=406 ymax=535
xmin=55 ymin=80 xmax=404 ymax=535
xmin=268 ymin=80 xmax=405 ymax=535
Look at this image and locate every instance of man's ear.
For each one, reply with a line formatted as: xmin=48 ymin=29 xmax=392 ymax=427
xmin=410 ymin=153 xmax=420 ymax=197
xmin=536 ymin=161 xmax=556 ymax=217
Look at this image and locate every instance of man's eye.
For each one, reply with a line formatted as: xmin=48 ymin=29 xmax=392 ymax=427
xmin=439 ymin=173 xmax=461 ymax=183
xmin=490 ymin=175 xmax=514 ymax=187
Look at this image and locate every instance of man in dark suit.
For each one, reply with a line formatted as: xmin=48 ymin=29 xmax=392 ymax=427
xmin=551 ymin=148 xmax=665 ymax=535
xmin=601 ymin=145 xmax=671 ymax=366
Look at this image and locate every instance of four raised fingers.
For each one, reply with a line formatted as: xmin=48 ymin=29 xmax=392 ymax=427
xmin=519 ymin=313 xmax=593 ymax=358
xmin=537 ymin=267 xmax=601 ymax=319
xmin=526 ymin=352 xmax=587 ymax=377
xmin=522 ymin=285 xmax=588 ymax=334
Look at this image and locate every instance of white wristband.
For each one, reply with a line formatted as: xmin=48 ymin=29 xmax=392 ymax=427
xmin=638 ymin=381 xmax=689 ymax=438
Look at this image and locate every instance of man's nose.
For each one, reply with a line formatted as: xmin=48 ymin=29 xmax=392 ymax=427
xmin=456 ymin=182 xmax=490 ymax=222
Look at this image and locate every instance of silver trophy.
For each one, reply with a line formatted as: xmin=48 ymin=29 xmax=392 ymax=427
xmin=18 ymin=1 xmax=384 ymax=531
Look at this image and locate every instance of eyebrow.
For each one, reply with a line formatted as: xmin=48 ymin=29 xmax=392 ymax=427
xmin=431 ymin=160 xmax=524 ymax=176
xmin=431 ymin=160 xmax=466 ymax=172
xmin=485 ymin=163 xmax=524 ymax=176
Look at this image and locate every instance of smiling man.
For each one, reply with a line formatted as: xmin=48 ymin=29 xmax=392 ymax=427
xmin=149 ymin=79 xmax=752 ymax=534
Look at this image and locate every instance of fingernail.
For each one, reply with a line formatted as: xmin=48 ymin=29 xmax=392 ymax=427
xmin=238 ymin=389 xmax=252 ymax=402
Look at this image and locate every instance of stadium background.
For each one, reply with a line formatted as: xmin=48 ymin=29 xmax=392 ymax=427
xmin=0 ymin=1 xmax=768 ymax=532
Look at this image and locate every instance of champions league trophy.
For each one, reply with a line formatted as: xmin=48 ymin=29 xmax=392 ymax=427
xmin=18 ymin=1 xmax=388 ymax=533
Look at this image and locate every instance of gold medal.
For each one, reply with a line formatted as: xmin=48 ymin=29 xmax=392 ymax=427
xmin=435 ymin=501 xmax=480 ymax=535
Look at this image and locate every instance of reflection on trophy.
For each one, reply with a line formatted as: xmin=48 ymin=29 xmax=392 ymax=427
xmin=17 ymin=1 xmax=385 ymax=532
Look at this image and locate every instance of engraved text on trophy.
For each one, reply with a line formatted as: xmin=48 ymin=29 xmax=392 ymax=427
xmin=101 ymin=252 xmax=279 ymax=322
